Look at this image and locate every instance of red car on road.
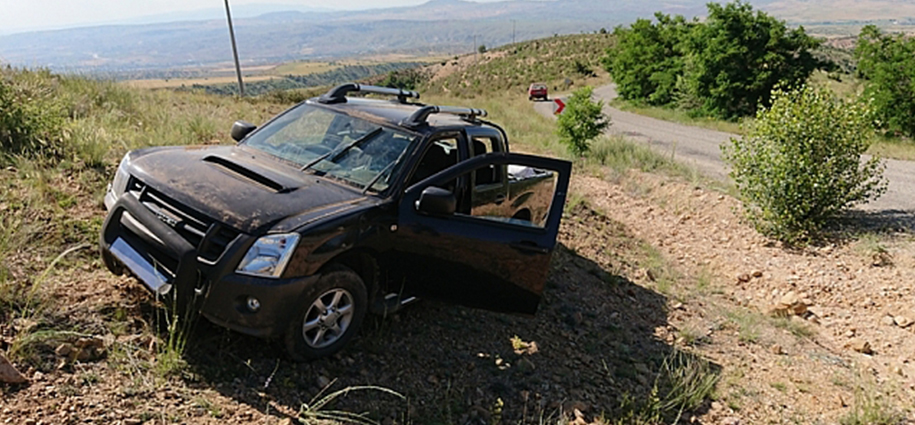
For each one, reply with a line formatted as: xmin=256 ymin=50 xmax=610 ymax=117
xmin=528 ymin=83 xmax=548 ymax=101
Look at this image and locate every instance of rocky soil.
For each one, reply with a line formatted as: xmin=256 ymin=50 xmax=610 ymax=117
xmin=2 ymin=169 xmax=915 ymax=424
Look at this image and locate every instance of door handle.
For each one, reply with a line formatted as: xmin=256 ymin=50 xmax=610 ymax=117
xmin=494 ymin=194 xmax=506 ymax=205
xmin=510 ymin=240 xmax=548 ymax=254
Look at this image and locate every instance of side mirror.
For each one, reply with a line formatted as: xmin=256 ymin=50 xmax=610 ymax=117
xmin=231 ymin=120 xmax=257 ymax=142
xmin=415 ymin=187 xmax=456 ymax=216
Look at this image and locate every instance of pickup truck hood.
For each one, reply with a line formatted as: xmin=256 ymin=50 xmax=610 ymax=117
xmin=127 ymin=145 xmax=367 ymax=233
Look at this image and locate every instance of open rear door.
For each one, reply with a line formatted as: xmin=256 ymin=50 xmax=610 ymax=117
xmin=396 ymin=153 xmax=571 ymax=314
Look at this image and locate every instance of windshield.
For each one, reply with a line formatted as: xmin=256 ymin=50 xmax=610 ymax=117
xmin=243 ymin=104 xmax=417 ymax=192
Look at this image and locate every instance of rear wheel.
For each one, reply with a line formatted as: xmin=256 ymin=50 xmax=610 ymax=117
xmin=285 ymin=266 xmax=368 ymax=361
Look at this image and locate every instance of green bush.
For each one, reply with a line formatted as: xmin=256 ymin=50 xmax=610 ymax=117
xmin=0 ymin=68 xmax=66 ymax=162
xmin=722 ymin=85 xmax=886 ymax=242
xmin=855 ymin=25 xmax=915 ymax=137
xmin=556 ymin=86 xmax=609 ymax=156
xmin=604 ymin=13 xmax=693 ymax=105
xmin=603 ymin=1 xmax=822 ymax=119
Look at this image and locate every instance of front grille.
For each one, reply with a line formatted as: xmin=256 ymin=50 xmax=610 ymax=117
xmin=128 ymin=177 xmax=240 ymax=262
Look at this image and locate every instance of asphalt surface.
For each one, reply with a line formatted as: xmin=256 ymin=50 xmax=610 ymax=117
xmin=535 ymin=84 xmax=915 ymax=217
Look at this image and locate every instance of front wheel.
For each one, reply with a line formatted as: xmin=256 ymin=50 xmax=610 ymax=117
xmin=285 ymin=266 xmax=368 ymax=361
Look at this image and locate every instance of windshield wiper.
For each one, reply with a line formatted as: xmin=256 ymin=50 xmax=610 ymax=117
xmin=300 ymin=127 xmax=383 ymax=172
xmin=362 ymin=161 xmax=398 ymax=194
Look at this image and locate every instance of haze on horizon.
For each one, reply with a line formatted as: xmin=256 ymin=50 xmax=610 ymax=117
xmin=0 ymin=0 xmax=503 ymax=34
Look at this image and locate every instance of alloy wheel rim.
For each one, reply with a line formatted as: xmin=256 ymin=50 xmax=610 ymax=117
xmin=302 ymin=288 xmax=355 ymax=349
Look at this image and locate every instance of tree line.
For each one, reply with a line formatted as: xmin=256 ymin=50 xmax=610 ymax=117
xmin=604 ymin=1 xmax=823 ymax=120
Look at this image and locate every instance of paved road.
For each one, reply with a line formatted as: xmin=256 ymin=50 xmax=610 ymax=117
xmin=535 ymin=84 xmax=915 ymax=215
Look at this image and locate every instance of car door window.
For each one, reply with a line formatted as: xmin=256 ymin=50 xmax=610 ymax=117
xmin=407 ymin=137 xmax=460 ymax=190
xmin=459 ymin=162 xmax=559 ymax=228
xmin=470 ymin=136 xmax=503 ymax=186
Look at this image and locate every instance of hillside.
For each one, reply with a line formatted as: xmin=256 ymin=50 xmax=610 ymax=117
xmin=3 ymin=31 xmax=915 ymax=424
xmin=421 ymin=33 xmax=615 ymax=97
xmin=9 ymin=0 xmax=915 ymax=74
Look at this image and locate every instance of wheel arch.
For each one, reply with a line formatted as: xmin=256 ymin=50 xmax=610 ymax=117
xmin=318 ymin=248 xmax=380 ymax=300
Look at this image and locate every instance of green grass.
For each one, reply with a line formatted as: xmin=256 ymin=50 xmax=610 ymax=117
xmin=614 ymin=351 xmax=720 ymax=425
xmin=840 ymin=385 xmax=906 ymax=425
xmin=725 ymin=309 xmax=763 ymax=344
xmin=610 ymin=99 xmax=746 ymax=135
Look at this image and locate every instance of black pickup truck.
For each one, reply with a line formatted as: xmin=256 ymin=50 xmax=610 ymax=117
xmin=99 ymin=83 xmax=571 ymax=360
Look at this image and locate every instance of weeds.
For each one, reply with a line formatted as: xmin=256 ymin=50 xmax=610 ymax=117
xmin=726 ymin=309 xmax=762 ymax=343
xmin=616 ymin=350 xmax=719 ymax=424
xmin=840 ymin=384 xmax=905 ymax=425
xmin=772 ymin=317 xmax=815 ymax=339
xmin=638 ymin=242 xmax=679 ymax=295
xmin=854 ymin=233 xmax=894 ymax=266
xmin=298 ymin=382 xmax=404 ymax=425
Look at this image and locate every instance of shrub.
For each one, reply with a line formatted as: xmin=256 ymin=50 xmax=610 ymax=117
xmin=855 ymin=25 xmax=915 ymax=137
xmin=722 ymin=85 xmax=886 ymax=242
xmin=556 ymin=86 xmax=609 ymax=156
xmin=0 ymin=68 xmax=66 ymax=162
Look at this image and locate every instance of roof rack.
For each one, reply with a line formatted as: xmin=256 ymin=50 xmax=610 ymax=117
xmin=400 ymin=105 xmax=488 ymax=128
xmin=318 ymin=83 xmax=420 ymax=104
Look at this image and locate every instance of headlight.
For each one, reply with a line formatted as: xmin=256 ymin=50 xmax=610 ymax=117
xmin=111 ymin=154 xmax=131 ymax=197
xmin=236 ymin=234 xmax=300 ymax=278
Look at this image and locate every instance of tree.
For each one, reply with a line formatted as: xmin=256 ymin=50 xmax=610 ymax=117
xmin=604 ymin=13 xmax=693 ymax=105
xmin=679 ymin=1 xmax=821 ymax=119
xmin=556 ymin=86 xmax=609 ymax=156
xmin=478 ymin=44 xmax=487 ymax=54
xmin=854 ymin=25 xmax=915 ymax=137
xmin=602 ymin=1 xmax=823 ymax=119
xmin=722 ymin=85 xmax=886 ymax=242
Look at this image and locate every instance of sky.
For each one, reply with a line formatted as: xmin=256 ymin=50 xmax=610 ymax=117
xmin=0 ymin=0 xmax=492 ymax=34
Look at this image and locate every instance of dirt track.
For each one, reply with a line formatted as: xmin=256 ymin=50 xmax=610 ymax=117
xmin=534 ymin=84 xmax=915 ymax=218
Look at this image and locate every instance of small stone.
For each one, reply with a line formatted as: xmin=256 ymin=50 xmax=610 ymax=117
xmin=845 ymin=329 xmax=856 ymax=338
xmin=646 ymin=269 xmax=656 ymax=281
xmin=770 ymin=344 xmax=784 ymax=355
xmin=779 ymin=291 xmax=799 ymax=307
xmin=721 ymin=417 xmax=741 ymax=425
xmin=55 ymin=343 xmax=75 ymax=358
xmin=123 ymin=420 xmax=142 ymax=425
xmin=278 ymin=419 xmax=293 ymax=425
xmin=882 ymin=316 xmax=897 ymax=326
xmin=894 ymin=316 xmax=913 ymax=328
xmin=316 ymin=375 xmax=331 ymax=388
xmin=737 ymin=273 xmax=751 ymax=283
xmin=24 ymin=420 xmax=36 ymax=425
xmin=751 ymin=270 xmax=763 ymax=278
xmin=0 ymin=353 xmax=28 ymax=384
xmin=75 ymin=336 xmax=104 ymax=350
xmin=849 ymin=339 xmax=873 ymax=355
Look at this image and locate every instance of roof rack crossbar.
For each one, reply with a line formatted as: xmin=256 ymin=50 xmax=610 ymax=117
xmin=400 ymin=105 xmax=488 ymax=128
xmin=318 ymin=83 xmax=420 ymax=104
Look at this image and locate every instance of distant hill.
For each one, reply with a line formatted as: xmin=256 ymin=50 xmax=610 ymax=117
xmin=2 ymin=0 xmax=914 ymax=74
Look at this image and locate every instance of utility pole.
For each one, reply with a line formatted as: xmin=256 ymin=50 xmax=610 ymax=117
xmin=512 ymin=20 xmax=516 ymax=45
xmin=224 ymin=0 xmax=245 ymax=97
xmin=473 ymin=34 xmax=477 ymax=63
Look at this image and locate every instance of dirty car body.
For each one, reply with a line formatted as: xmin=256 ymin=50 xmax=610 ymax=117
xmin=99 ymin=83 xmax=571 ymax=359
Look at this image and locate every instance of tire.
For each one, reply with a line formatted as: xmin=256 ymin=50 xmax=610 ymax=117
xmin=284 ymin=265 xmax=368 ymax=361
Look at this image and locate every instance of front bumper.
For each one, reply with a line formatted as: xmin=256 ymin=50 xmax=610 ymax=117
xmin=99 ymin=193 xmax=311 ymax=338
